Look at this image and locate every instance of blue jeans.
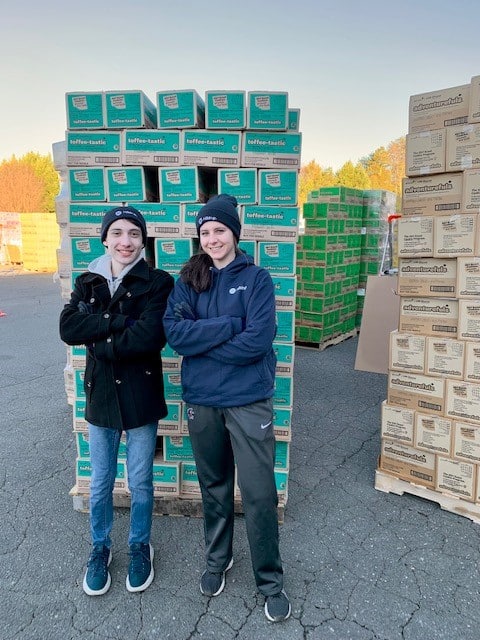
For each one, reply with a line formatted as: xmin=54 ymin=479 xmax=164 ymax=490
xmin=88 ymin=422 xmax=157 ymax=548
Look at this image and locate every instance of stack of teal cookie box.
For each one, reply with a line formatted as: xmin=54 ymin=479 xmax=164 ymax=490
xmin=59 ymin=90 xmax=183 ymax=501
xmin=56 ymin=88 xmax=302 ymax=518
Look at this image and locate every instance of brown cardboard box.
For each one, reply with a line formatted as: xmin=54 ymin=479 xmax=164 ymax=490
xmin=425 ymin=336 xmax=464 ymax=379
xmin=414 ymin=413 xmax=453 ymax=456
xmin=398 ymin=258 xmax=456 ymax=298
xmin=453 ymin=421 xmax=480 ymax=463
xmin=397 ymin=216 xmax=434 ymax=258
xmin=399 ymin=297 xmax=458 ymax=338
xmin=436 ymin=456 xmax=476 ymax=502
xmin=456 ymin=257 xmax=480 ymax=298
xmin=458 ymin=299 xmax=480 ymax=341
xmin=464 ymin=341 xmax=480 ymax=381
xmin=469 ymin=75 xmax=480 ymax=123
xmin=387 ymin=371 xmax=445 ymax=415
xmin=446 ymin=124 xmax=480 ymax=172
xmin=433 ymin=213 xmax=477 ymax=258
xmin=446 ymin=379 xmax=480 ymax=423
xmin=381 ymin=401 xmax=415 ymax=444
xmin=409 ymin=84 xmax=470 ymax=134
xmin=462 ymin=168 xmax=480 ymax=212
xmin=389 ymin=330 xmax=426 ymax=374
xmin=402 ymin=173 xmax=463 ymax=217
xmin=379 ymin=438 xmax=435 ymax=488
xmin=405 ymin=129 xmax=446 ymax=177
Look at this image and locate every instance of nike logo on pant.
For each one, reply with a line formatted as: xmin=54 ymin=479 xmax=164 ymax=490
xmin=260 ymin=421 xmax=272 ymax=429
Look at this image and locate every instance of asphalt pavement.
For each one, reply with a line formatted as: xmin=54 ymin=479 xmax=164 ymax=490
xmin=1 ymin=271 xmax=480 ymax=640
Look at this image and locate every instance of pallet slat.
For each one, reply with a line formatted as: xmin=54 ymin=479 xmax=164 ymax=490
xmin=295 ymin=329 xmax=358 ymax=351
xmin=375 ymin=469 xmax=480 ymax=525
xmin=70 ymin=486 xmax=285 ymax=523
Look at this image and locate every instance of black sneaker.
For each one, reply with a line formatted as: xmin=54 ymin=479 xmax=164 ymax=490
xmin=126 ymin=542 xmax=154 ymax=593
xmin=83 ymin=545 xmax=112 ymax=596
xmin=200 ymin=558 xmax=233 ymax=596
xmin=264 ymin=589 xmax=291 ymax=622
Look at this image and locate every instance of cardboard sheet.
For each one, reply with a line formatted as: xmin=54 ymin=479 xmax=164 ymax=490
xmin=354 ymin=275 xmax=400 ymax=375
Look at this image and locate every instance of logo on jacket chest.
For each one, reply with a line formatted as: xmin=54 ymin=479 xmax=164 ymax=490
xmin=229 ymin=285 xmax=248 ymax=295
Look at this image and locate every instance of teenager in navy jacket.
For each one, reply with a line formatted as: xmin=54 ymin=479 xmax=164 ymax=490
xmin=60 ymin=206 xmax=174 ymax=597
xmin=163 ymin=194 xmax=291 ymax=623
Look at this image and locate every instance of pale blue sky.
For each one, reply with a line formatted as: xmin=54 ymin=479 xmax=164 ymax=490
xmin=1 ymin=0 xmax=479 ymax=170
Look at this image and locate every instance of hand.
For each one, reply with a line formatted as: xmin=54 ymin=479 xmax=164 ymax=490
xmin=174 ymin=301 xmax=196 ymax=321
xmin=78 ymin=301 xmax=94 ymax=314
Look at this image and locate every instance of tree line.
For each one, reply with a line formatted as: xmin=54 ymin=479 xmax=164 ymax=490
xmin=0 ymin=137 xmax=405 ymax=214
xmin=0 ymin=153 xmax=60 ymax=213
xmin=299 ymin=136 xmax=405 ymax=210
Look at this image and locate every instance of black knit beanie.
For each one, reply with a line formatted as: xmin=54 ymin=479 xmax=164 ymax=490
xmin=195 ymin=194 xmax=241 ymax=241
xmin=100 ymin=206 xmax=147 ymax=245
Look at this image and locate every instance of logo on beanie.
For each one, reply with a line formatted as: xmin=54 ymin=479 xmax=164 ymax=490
xmin=197 ymin=215 xmax=218 ymax=226
xmin=115 ymin=209 xmax=138 ymax=219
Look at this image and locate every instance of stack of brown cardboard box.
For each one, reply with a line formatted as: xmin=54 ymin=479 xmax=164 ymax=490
xmin=377 ymin=76 xmax=480 ymax=517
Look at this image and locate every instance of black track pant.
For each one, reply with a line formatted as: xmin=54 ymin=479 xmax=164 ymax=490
xmin=185 ymin=399 xmax=284 ymax=596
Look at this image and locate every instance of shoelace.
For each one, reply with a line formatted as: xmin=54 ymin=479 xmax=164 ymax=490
xmin=129 ymin=546 xmax=149 ymax=572
xmin=89 ymin=548 xmax=108 ymax=572
xmin=268 ymin=593 xmax=284 ymax=602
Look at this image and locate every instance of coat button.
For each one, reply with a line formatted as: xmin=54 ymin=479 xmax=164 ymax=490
xmin=107 ymin=337 xmax=112 ymax=343
xmin=115 ymin=379 xmax=122 ymax=384
xmin=87 ymin=382 xmax=92 ymax=387
xmin=126 ymin=292 xmax=132 ymax=297
xmin=103 ymin=313 xmax=110 ymax=319
xmin=145 ymin=370 xmax=152 ymax=375
xmin=89 ymin=297 xmax=95 ymax=304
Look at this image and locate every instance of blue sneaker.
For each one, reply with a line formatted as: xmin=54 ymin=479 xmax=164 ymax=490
xmin=83 ymin=545 xmax=112 ymax=596
xmin=200 ymin=557 xmax=233 ymax=596
xmin=126 ymin=543 xmax=154 ymax=592
xmin=265 ymin=589 xmax=291 ymax=622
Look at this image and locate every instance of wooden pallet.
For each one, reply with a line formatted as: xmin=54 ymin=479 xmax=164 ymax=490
xmin=70 ymin=486 xmax=286 ymax=524
xmin=375 ymin=469 xmax=480 ymax=525
xmin=295 ymin=328 xmax=358 ymax=352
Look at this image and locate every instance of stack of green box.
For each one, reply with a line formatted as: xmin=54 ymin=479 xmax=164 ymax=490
xmin=357 ymin=190 xmax=396 ymax=327
xmin=295 ymin=187 xmax=363 ymax=345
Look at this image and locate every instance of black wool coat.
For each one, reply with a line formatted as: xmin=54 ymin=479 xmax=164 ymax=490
xmin=59 ymin=259 xmax=174 ymax=430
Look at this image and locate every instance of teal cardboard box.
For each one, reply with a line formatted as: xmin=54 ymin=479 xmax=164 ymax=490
xmin=104 ymin=90 xmax=157 ymax=129
xmin=70 ymin=236 xmax=105 ymax=270
xmin=218 ymin=168 xmax=257 ymax=204
xmin=65 ymin=91 xmax=105 ymax=130
xmin=105 ymin=167 xmax=158 ymax=202
xmin=182 ymin=130 xmax=241 ymax=168
xmin=66 ymin=131 xmax=121 ymax=167
xmin=205 ymin=90 xmax=246 ymax=129
xmin=69 ymin=168 xmax=106 ymax=202
xmin=122 ymin=129 xmax=181 ymax=166
xmin=158 ymin=167 xmax=208 ymax=203
xmin=258 ymin=242 xmax=297 ymax=276
xmin=154 ymin=238 xmax=194 ymax=273
xmin=156 ymin=89 xmax=205 ymax=129
xmin=242 ymin=205 xmax=299 ymax=241
xmin=247 ymin=91 xmax=288 ymax=131
xmin=258 ymin=169 xmax=298 ymax=206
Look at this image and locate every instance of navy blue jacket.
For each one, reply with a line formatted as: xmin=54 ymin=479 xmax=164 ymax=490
xmin=163 ymin=252 xmax=277 ymax=407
